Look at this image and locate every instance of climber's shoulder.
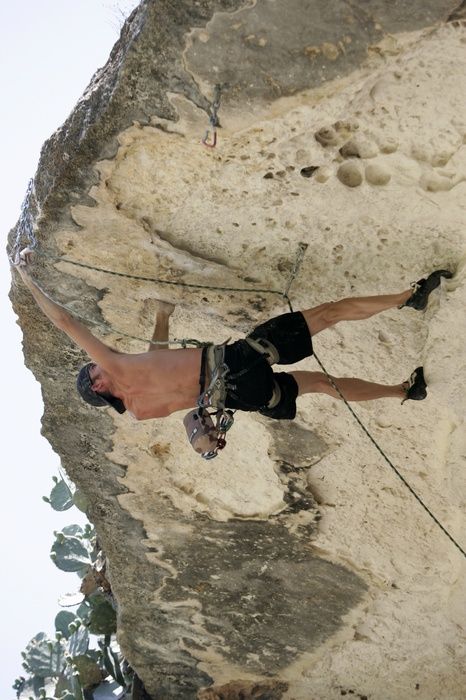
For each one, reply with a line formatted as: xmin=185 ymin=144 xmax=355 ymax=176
xmin=61 ymin=314 xmax=123 ymax=372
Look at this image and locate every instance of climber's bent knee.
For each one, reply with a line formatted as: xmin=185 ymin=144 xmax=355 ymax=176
xmin=301 ymin=302 xmax=339 ymax=335
xmin=291 ymin=371 xmax=330 ymax=396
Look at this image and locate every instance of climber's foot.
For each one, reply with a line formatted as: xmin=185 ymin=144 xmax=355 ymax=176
xmin=156 ymin=300 xmax=176 ymax=316
xmin=402 ymin=366 xmax=427 ymax=404
xmin=402 ymin=269 xmax=453 ymax=311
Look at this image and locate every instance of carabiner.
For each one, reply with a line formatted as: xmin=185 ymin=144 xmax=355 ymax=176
xmin=202 ymin=128 xmax=217 ymax=148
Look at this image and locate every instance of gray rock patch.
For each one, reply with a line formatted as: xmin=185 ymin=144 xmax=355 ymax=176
xmin=161 ymin=519 xmax=367 ymax=674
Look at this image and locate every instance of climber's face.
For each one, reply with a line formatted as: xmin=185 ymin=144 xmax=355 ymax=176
xmin=89 ymin=363 xmax=111 ymax=394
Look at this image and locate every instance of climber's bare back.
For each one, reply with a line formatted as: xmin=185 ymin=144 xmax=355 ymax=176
xmin=102 ymin=347 xmax=203 ymax=420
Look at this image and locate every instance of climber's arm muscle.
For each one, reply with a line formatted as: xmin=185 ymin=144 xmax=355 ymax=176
xmin=14 ymin=249 xmax=122 ymax=371
xmin=18 ymin=268 xmax=121 ymax=371
xmin=60 ymin=315 xmax=122 ymax=371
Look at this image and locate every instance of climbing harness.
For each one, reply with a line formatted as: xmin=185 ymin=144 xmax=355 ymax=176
xmin=184 ymin=335 xmax=284 ymax=459
xmin=201 ymin=84 xmax=222 ymax=148
xmin=244 ymin=336 xmax=280 ymax=365
xmin=198 ymin=343 xmax=231 ymax=410
xmin=184 ymin=343 xmax=236 ymax=459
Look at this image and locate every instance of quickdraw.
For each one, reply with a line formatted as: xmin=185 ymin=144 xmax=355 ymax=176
xmin=183 ymin=406 xmax=235 ymax=460
xmin=201 ymin=84 xmax=222 ymax=149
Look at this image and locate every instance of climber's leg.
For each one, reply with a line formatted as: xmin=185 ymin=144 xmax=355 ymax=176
xmin=291 ymin=371 xmax=406 ymax=401
xmin=301 ymin=290 xmax=412 ymax=336
xmin=148 ymin=301 xmax=176 ymax=351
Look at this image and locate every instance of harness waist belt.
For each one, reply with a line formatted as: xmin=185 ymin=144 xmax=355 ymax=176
xmin=202 ymin=343 xmax=229 ymax=408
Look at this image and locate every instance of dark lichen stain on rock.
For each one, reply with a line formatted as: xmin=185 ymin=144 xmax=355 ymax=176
xmin=198 ymin=679 xmax=289 ymax=700
xmin=268 ymin=420 xmax=328 ymax=468
xmin=160 ymin=519 xmax=366 ymax=673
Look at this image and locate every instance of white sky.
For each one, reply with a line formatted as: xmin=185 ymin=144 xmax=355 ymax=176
xmin=0 ymin=2 xmax=139 ymax=697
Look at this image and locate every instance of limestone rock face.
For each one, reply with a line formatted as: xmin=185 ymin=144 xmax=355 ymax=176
xmin=8 ymin=1 xmax=466 ymax=698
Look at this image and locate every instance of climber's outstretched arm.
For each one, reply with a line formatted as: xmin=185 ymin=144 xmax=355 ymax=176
xmin=148 ymin=301 xmax=176 ymax=351
xmin=12 ymin=249 xmax=121 ymax=372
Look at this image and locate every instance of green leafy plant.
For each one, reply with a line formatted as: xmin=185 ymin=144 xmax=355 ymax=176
xmin=43 ymin=477 xmax=89 ymax=514
xmin=50 ymin=525 xmax=95 ymax=574
xmin=13 ymin=476 xmax=134 ymax=700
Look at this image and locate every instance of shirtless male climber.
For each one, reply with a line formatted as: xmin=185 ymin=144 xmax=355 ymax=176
xmin=13 ymin=249 xmax=452 ymax=428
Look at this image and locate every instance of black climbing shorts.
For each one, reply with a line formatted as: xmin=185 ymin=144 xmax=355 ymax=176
xmin=223 ymin=311 xmax=313 ymax=420
xmin=247 ymin=310 xmax=313 ymax=365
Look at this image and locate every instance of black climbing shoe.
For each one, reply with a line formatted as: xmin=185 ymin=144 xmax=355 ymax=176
xmin=402 ymin=269 xmax=453 ymax=311
xmin=402 ymin=366 xmax=427 ymax=404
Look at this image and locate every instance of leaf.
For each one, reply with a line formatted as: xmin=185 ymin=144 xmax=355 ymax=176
xmin=55 ymin=672 xmax=73 ymax=699
xmin=21 ymin=633 xmax=66 ymax=678
xmin=68 ymin=627 xmax=90 ymax=658
xmin=16 ymin=677 xmax=54 ymax=700
xmin=55 ymin=611 xmax=76 ymax=639
xmin=47 ymin=479 xmax=74 ymax=511
xmin=51 ymin=537 xmax=92 ymax=572
xmin=72 ymin=490 xmax=89 ymax=513
xmin=58 ymin=592 xmax=85 ymax=608
xmin=101 ymin=644 xmax=126 ymax=687
xmin=61 ymin=525 xmax=84 ymax=538
xmin=70 ymin=673 xmax=84 ymax=700
xmin=76 ymin=601 xmax=92 ymax=623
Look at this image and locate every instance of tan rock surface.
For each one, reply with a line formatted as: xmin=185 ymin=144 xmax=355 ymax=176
xmin=8 ymin=1 xmax=466 ymax=698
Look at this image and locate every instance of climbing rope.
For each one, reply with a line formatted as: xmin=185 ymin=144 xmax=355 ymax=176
xmin=35 ymin=292 xmax=209 ymax=347
xmin=33 ymin=248 xmax=285 ymax=298
xmin=315 ymin=351 xmax=466 ymax=559
xmin=283 ymin=242 xmax=308 ymax=299
xmin=22 ymin=243 xmax=305 ymax=347
xmin=287 ymin=299 xmax=466 ymax=560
